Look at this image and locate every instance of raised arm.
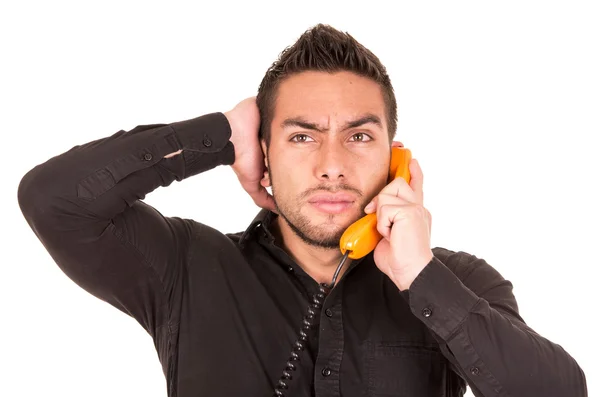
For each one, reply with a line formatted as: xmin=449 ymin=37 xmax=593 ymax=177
xmin=17 ymin=111 xmax=237 ymax=340
xmin=405 ymin=247 xmax=587 ymax=396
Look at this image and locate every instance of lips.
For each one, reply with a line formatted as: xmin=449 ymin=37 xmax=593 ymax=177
xmin=308 ymin=193 xmax=356 ymax=214
xmin=308 ymin=193 xmax=356 ymax=204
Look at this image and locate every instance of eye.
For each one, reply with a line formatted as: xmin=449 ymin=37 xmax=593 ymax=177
xmin=290 ymin=134 xmax=314 ymax=143
xmin=350 ymin=132 xmax=372 ymax=142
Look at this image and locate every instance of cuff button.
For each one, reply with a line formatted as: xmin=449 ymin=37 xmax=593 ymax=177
xmin=143 ymin=153 xmax=153 ymax=161
xmin=203 ymin=135 xmax=212 ymax=147
xmin=421 ymin=307 xmax=432 ymax=317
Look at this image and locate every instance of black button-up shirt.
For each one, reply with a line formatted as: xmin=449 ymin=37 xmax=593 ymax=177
xmin=18 ymin=112 xmax=587 ymax=397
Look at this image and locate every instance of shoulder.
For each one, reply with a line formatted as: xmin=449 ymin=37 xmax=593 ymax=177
xmin=183 ymin=219 xmax=244 ymax=255
xmin=226 ymin=231 xmax=244 ymax=245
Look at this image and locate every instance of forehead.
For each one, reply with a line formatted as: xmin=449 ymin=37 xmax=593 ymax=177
xmin=272 ymin=71 xmax=386 ymax=125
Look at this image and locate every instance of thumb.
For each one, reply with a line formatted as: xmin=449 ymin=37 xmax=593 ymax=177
xmin=364 ymin=196 xmax=378 ymax=213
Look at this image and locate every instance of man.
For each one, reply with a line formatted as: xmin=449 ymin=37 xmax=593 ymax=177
xmin=18 ymin=24 xmax=586 ymax=397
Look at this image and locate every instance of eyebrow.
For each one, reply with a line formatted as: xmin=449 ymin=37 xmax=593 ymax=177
xmin=280 ymin=113 xmax=383 ymax=132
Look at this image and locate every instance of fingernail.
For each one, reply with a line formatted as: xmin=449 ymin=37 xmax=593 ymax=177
xmin=365 ymin=202 xmax=374 ymax=212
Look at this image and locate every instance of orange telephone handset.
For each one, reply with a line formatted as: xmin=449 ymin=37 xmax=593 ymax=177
xmin=339 ymin=147 xmax=412 ymax=259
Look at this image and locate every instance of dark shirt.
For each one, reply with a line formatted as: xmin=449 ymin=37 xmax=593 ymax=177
xmin=17 ymin=112 xmax=587 ymax=397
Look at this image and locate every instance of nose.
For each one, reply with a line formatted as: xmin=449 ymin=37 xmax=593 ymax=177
xmin=315 ymin=142 xmax=346 ymax=181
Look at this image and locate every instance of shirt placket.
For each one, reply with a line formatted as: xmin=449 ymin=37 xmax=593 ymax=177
xmin=313 ymin=283 xmax=344 ymax=397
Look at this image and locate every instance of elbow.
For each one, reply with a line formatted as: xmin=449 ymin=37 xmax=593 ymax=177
xmin=570 ymin=362 xmax=588 ymax=397
xmin=514 ymin=361 xmax=587 ymax=397
xmin=17 ymin=162 xmax=61 ymax=231
xmin=557 ymin=344 xmax=588 ymax=396
xmin=555 ymin=363 xmax=587 ymax=397
xmin=18 ymin=165 xmax=44 ymax=219
xmin=541 ymin=350 xmax=588 ymax=397
xmin=506 ymin=343 xmax=588 ymax=396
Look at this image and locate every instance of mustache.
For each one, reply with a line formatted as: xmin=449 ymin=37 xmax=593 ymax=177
xmin=299 ymin=183 xmax=363 ymax=200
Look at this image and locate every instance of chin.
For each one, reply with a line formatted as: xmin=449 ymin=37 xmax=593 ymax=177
xmin=311 ymin=206 xmax=364 ymax=234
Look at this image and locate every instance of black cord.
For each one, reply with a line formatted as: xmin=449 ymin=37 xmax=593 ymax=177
xmin=273 ymin=251 xmax=350 ymax=397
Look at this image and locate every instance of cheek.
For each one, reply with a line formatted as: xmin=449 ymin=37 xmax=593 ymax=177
xmin=271 ymin=166 xmax=303 ymax=195
xmin=364 ymin=173 xmax=389 ymax=199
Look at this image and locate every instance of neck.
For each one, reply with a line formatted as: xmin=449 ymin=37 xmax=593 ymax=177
xmin=270 ymin=215 xmax=353 ymax=286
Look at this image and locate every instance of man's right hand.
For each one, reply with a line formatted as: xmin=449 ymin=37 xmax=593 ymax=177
xmin=225 ymin=97 xmax=277 ymax=213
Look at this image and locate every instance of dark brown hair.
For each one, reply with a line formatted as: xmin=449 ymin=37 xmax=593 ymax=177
xmin=256 ymin=23 xmax=397 ymax=149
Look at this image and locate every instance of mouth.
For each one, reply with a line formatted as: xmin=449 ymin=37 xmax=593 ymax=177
xmin=308 ymin=193 xmax=356 ymax=215
xmin=309 ymin=201 xmax=354 ymax=214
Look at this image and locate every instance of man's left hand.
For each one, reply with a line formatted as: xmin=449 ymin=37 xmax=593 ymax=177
xmin=364 ymin=155 xmax=434 ymax=291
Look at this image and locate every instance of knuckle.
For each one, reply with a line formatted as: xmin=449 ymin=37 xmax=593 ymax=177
xmin=376 ymin=222 xmax=387 ymax=237
xmin=378 ymin=203 xmax=391 ymax=215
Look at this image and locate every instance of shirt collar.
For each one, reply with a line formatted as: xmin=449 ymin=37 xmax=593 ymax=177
xmin=239 ymin=208 xmax=277 ymax=246
xmin=239 ymin=208 xmax=372 ymax=273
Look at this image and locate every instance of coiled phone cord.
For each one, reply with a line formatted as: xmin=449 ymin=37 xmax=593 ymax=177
xmin=273 ymin=251 xmax=350 ymax=397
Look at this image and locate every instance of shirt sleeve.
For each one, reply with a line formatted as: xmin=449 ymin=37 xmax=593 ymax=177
xmin=404 ymin=247 xmax=587 ymax=397
xmin=17 ymin=112 xmax=234 ymax=351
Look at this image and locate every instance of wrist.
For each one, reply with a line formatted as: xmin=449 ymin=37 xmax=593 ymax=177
xmin=224 ymin=111 xmax=238 ymax=144
xmin=393 ymin=253 xmax=434 ymax=291
xmin=224 ymin=110 xmax=242 ymax=164
xmin=393 ymin=269 xmax=420 ymax=291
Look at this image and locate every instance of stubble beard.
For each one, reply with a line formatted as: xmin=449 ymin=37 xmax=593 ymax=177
xmin=269 ymin=170 xmax=361 ymax=250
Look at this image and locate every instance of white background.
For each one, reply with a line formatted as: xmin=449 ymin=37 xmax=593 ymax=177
xmin=2 ymin=1 xmax=599 ymax=396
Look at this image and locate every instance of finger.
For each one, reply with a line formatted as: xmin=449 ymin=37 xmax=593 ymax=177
xmin=253 ymin=188 xmax=278 ymax=213
xmin=379 ymin=175 xmax=418 ymax=204
xmin=392 ymin=141 xmax=404 ymax=148
xmin=376 ymin=203 xmax=410 ymax=240
xmin=242 ymin=179 xmax=278 ymax=213
xmin=426 ymin=208 xmax=432 ymax=232
xmin=365 ymin=192 xmax=412 ymax=214
xmin=409 ymin=159 xmax=424 ymax=204
xmin=364 ymin=195 xmax=378 ymax=213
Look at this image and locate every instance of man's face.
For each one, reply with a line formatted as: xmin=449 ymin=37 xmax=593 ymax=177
xmin=261 ymin=70 xmax=392 ymax=249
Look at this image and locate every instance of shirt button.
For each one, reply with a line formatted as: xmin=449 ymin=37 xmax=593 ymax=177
xmin=203 ymin=136 xmax=212 ymax=147
xmin=143 ymin=153 xmax=153 ymax=161
xmin=422 ymin=307 xmax=433 ymax=317
xmin=287 ymin=266 xmax=293 ymax=272
xmin=470 ymin=366 xmax=480 ymax=375
xmin=325 ymin=308 xmax=333 ymax=317
xmin=321 ymin=367 xmax=331 ymax=377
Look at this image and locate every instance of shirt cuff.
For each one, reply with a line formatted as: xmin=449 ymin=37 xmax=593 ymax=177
xmin=406 ymin=255 xmax=481 ymax=340
xmin=169 ymin=112 xmax=235 ymax=174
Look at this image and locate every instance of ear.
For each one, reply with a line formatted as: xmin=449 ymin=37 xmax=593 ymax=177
xmin=260 ymin=139 xmax=271 ymax=188
xmin=260 ymin=139 xmax=269 ymax=168
xmin=260 ymin=173 xmax=271 ymax=188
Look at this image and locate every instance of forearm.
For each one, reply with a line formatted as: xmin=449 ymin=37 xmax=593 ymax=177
xmin=17 ymin=112 xmax=236 ymax=336
xmin=403 ymin=252 xmax=587 ymax=396
xmin=18 ymin=112 xmax=234 ymax=222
